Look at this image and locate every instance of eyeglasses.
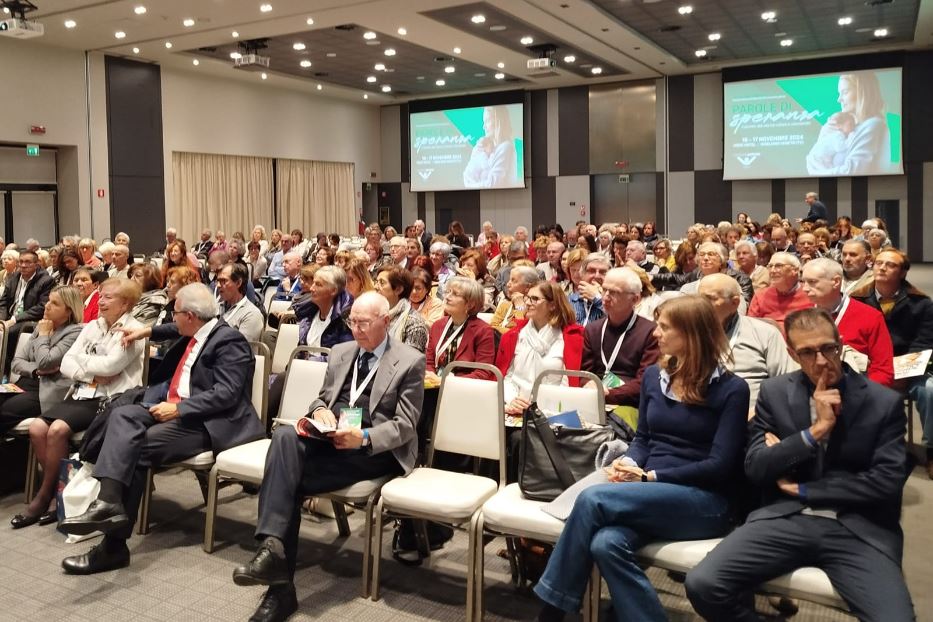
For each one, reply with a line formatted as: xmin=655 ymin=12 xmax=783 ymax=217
xmin=875 ymin=260 xmax=903 ymax=270
xmin=215 ymin=278 xmax=231 ymax=286
xmin=348 ymin=316 xmax=383 ymax=329
xmin=526 ymin=295 xmax=545 ymax=304
xmin=794 ymin=343 xmax=841 ymax=362
xmin=768 ymin=263 xmax=793 ymax=270
xmin=602 ymin=287 xmax=633 ymax=298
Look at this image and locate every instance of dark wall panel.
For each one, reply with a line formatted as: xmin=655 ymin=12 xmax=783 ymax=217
xmin=530 ymin=89 xmax=548 ymax=179
xmin=531 ymin=176 xmax=556 ymax=228
xmin=655 ymin=172 xmax=666 ymax=234
xmin=906 ymin=164 xmax=923 ymax=261
xmin=399 ymin=104 xmax=410 ymax=184
xmin=851 ymin=177 xmax=868 ymax=224
xmin=417 ymin=192 xmax=426 ymax=222
xmin=818 ymin=177 xmax=838 ymax=222
xmin=434 ymin=191 xmax=480 ymax=236
xmin=771 ymin=179 xmax=785 ymax=215
xmin=667 ymin=76 xmax=694 ymax=173
xmin=558 ymin=86 xmax=589 ymax=176
xmin=377 ymin=183 xmax=402 ymax=229
xmin=694 ymin=170 xmax=731 ymax=225
xmin=105 ymin=55 xmax=164 ymax=253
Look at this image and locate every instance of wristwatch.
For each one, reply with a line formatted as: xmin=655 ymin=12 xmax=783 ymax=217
xmin=641 ymin=472 xmax=649 ymax=483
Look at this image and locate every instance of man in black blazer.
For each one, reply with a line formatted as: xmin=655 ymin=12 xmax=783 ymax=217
xmin=686 ymin=308 xmax=914 ymax=621
xmin=59 ymin=283 xmax=264 ymax=574
xmin=800 ymin=191 xmax=828 ymax=223
xmin=0 ymin=250 xmax=53 ymax=371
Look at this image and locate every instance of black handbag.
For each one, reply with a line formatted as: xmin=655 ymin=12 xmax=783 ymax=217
xmin=517 ymin=402 xmax=615 ymax=501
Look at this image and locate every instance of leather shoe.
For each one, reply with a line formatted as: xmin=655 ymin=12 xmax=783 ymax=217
xmin=248 ymin=584 xmax=298 ymax=622
xmin=62 ymin=541 xmax=130 ymax=575
xmin=38 ymin=510 xmax=57 ymax=526
xmin=233 ymin=541 xmax=290 ymax=587
xmin=10 ymin=513 xmax=40 ymax=529
xmin=59 ymin=500 xmax=129 ymax=535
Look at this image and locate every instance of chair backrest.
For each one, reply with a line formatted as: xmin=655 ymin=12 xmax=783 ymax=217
xmin=267 ymin=298 xmax=291 ymax=316
xmin=531 ymin=370 xmax=606 ymax=426
xmin=429 ymin=362 xmax=506 ymax=485
xmin=7 ymin=330 xmax=34 ymax=383
xmin=278 ymin=346 xmax=330 ymax=421
xmin=271 ymin=322 xmax=301 ymax=374
xmin=150 ymin=257 xmax=164 ymax=271
xmin=477 ymin=312 xmax=494 ymax=324
xmin=262 ymin=286 xmax=277 ymax=311
xmin=249 ymin=341 xmax=271 ymax=426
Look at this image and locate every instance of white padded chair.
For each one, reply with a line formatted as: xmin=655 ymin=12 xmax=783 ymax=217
xmin=271 ymin=323 xmax=300 ymax=375
xmin=477 ymin=312 xmax=494 ymax=324
xmin=371 ymin=362 xmax=505 ymax=622
xmin=264 ymin=298 xmax=292 ymax=333
xmin=137 ymin=343 xmax=268 ymax=535
xmin=532 ymin=370 xmax=606 ymax=426
xmin=202 ymin=346 xmax=329 ymax=552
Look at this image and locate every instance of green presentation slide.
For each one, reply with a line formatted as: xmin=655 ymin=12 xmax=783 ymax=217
xmin=410 ymin=103 xmax=524 ymax=192
xmin=723 ymin=68 xmax=902 ymax=180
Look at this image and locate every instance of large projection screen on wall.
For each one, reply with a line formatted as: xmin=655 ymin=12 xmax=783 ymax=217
xmin=409 ymin=103 xmax=525 ymax=192
xmin=723 ymin=67 xmax=903 ymax=180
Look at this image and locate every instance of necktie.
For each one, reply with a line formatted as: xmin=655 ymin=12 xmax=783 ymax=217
xmin=358 ymin=351 xmax=374 ymax=379
xmin=167 ymin=338 xmax=197 ymax=403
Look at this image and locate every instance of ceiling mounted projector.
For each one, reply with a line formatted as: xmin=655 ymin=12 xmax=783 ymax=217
xmin=0 ymin=17 xmax=44 ymax=38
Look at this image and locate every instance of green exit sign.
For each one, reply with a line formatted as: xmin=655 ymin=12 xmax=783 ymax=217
xmin=26 ymin=145 xmax=40 ymax=157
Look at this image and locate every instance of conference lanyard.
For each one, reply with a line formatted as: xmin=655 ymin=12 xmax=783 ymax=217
xmin=726 ymin=320 xmax=741 ymax=355
xmin=349 ymin=353 xmax=380 ymax=407
xmin=503 ymin=303 xmax=514 ymax=326
xmin=600 ymin=312 xmax=638 ymax=371
xmin=435 ymin=318 xmax=466 ymax=364
xmin=832 ymin=295 xmax=851 ymax=326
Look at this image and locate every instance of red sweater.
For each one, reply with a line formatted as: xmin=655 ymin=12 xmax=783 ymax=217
xmin=836 ymin=297 xmax=895 ymax=387
xmin=494 ymin=319 xmax=585 ymax=387
xmin=83 ymin=290 xmax=100 ymax=323
xmin=747 ymin=285 xmax=812 ymax=335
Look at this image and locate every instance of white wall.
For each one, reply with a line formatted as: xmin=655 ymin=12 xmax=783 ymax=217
xmin=380 ymin=105 xmax=401 ymax=183
xmin=480 ymin=186 xmax=532 ymax=236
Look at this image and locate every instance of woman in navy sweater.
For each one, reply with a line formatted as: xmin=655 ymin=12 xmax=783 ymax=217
xmin=535 ymin=296 xmax=750 ymax=621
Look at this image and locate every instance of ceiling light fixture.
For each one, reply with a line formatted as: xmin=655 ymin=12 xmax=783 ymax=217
xmin=260 ymin=4 xmax=272 ymax=13
xmin=363 ymin=94 xmax=369 ymax=99
xmin=520 ymin=36 xmax=534 ymax=45
xmin=293 ymin=42 xmax=305 ymax=50
xmin=838 ymin=16 xmax=852 ymax=26
xmin=761 ymin=11 xmax=777 ymax=22
xmin=326 ymin=52 xmax=336 ymax=57
xmin=436 ymin=79 xmax=446 ymax=86
xmin=165 ymin=41 xmax=172 ymax=48
xmin=230 ymin=52 xmax=242 ymax=59
xmin=115 ymin=31 xmax=126 ymax=39
xmin=374 ymin=63 xmax=386 ymax=71
xmin=397 ymin=27 xmax=407 ymax=36
xmin=134 ymin=5 xmax=147 ymax=15
xmin=471 ymin=14 xmax=486 ymax=24
xmin=192 ymin=59 xmax=199 ymax=66
xmin=695 ymin=49 xmax=707 ymax=57
xmin=366 ymin=75 xmax=377 ymax=83
xmin=183 ymin=18 xmax=195 ymax=27
xmin=132 ymin=47 xmax=140 ymax=54
xmin=444 ymin=65 xmax=455 ymax=73
xmin=874 ymin=28 xmax=888 ymax=37
xmin=563 ymin=54 xmax=576 ymax=63
xmin=453 ymin=47 xmax=462 ymax=54
xmin=363 ymin=31 xmax=377 ymax=40
xmin=64 ymin=19 xmax=76 ymax=28
xmin=316 ymin=84 xmax=322 ymax=90
xmin=232 ymin=31 xmax=239 ymax=38
xmin=677 ymin=5 xmax=693 ymax=15
xmin=708 ymin=32 xmax=721 ymax=41
xmin=381 ymin=85 xmax=391 ymax=93
xmin=780 ymin=38 xmax=793 ymax=46
xmin=591 ymin=66 xmax=603 ymax=74
xmin=497 ymin=62 xmax=505 ymax=69
xmin=494 ymin=72 xmax=505 ymax=79
xmin=300 ymin=60 xmax=312 ymax=68
xmin=306 ymin=17 xmax=314 ymax=25
xmin=261 ymin=73 xmax=268 ymax=80
xmin=384 ymin=48 xmax=396 ymax=56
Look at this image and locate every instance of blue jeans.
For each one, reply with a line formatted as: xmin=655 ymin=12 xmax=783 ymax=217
xmin=534 ymin=482 xmax=732 ymax=622
xmin=908 ymin=374 xmax=933 ymax=449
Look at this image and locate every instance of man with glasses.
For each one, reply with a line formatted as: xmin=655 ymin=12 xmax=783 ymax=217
xmin=0 ymin=250 xmax=53 ymax=372
xmin=801 ymin=258 xmax=894 ymax=387
xmin=748 ymin=251 xmax=812 ymax=335
xmin=852 ymin=248 xmax=933 ymax=478
xmin=687 ymin=307 xmax=914 ymax=621
xmin=569 ymin=253 xmax=611 ymax=326
xmin=233 ymin=291 xmax=425 ymax=621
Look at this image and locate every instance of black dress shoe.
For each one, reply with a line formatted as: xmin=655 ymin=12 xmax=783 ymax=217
xmin=249 ymin=584 xmax=298 ymax=622
xmin=62 ymin=541 xmax=130 ymax=575
xmin=59 ymin=500 xmax=130 ymax=536
xmin=10 ymin=513 xmax=40 ymax=529
xmin=233 ymin=542 xmax=290 ymax=587
xmin=38 ymin=510 xmax=57 ymax=526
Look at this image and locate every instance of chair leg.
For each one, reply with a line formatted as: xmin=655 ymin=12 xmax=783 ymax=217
xmin=194 ymin=470 xmax=210 ymax=504
xmin=907 ymin=398 xmax=915 ymax=446
xmin=583 ymin=566 xmax=601 ymax=622
xmin=473 ymin=512 xmax=486 ymax=622
xmin=137 ymin=468 xmax=155 ymax=535
xmin=333 ymin=501 xmax=351 ymax=538
xmin=23 ymin=442 xmax=37 ymax=504
xmin=466 ymin=512 xmax=481 ymax=622
xmin=504 ymin=537 xmax=519 ymax=585
xmin=361 ymin=493 xmax=378 ymax=599
xmin=203 ymin=467 xmax=220 ymax=553
xmin=371 ymin=497 xmax=385 ymax=602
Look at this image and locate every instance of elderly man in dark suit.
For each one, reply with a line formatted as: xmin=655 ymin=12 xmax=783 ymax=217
xmin=232 ymin=291 xmax=424 ymax=622
xmin=59 ymin=283 xmax=264 ymax=574
xmin=685 ymin=308 xmax=914 ymax=621
xmin=0 ymin=250 xmax=54 ymax=371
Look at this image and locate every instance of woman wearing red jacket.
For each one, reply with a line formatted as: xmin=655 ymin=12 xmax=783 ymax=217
xmin=495 ymin=281 xmax=584 ymax=416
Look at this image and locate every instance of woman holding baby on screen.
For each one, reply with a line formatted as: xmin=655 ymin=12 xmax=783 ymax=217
xmin=462 ymin=105 xmax=518 ymax=189
xmin=806 ymin=72 xmax=893 ymax=176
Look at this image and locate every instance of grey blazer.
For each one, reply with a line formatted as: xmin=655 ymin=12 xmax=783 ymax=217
xmin=11 ymin=323 xmax=84 ymax=413
xmin=307 ymin=336 xmax=425 ymax=474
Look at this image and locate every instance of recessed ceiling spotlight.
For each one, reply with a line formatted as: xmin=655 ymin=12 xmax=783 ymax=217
xmin=132 ymin=47 xmax=140 ymax=54
xmin=677 ymin=5 xmax=693 ymax=15
xmin=397 ymin=27 xmax=407 ymax=36
xmin=381 ymin=85 xmax=392 ymax=93
xmin=261 ymin=72 xmax=268 ymax=80
xmin=192 ymin=59 xmax=199 ymax=66
xmin=326 ymin=52 xmax=336 ymax=57
xmin=293 ymin=42 xmax=306 ymax=50
xmin=838 ymin=16 xmax=853 ymax=26
xmin=563 ymin=54 xmax=576 ymax=63
xmin=489 ymin=25 xmax=507 ymax=31
xmin=708 ymin=32 xmax=721 ymax=41
xmin=366 ymin=75 xmax=377 ymax=83
xmin=436 ymin=79 xmax=446 ymax=86
xmin=384 ymin=48 xmax=396 ymax=56
xmin=591 ymin=66 xmax=603 ymax=74
xmin=232 ymin=30 xmax=239 ymax=38
xmin=64 ymin=19 xmax=76 ymax=28
xmin=374 ymin=63 xmax=386 ymax=71
xmin=474 ymin=72 xmax=486 ymax=77
xmin=494 ymin=72 xmax=505 ymax=79
xmin=164 ymin=41 xmax=173 ymax=48
xmin=780 ymin=38 xmax=793 ymax=46
xmin=260 ymin=3 xmax=272 ymax=13
xmin=471 ymin=14 xmax=486 ymax=24
xmin=761 ymin=11 xmax=777 ymax=22
xmin=134 ymin=5 xmax=146 ymax=15
xmin=183 ymin=18 xmax=195 ymax=27
xmin=316 ymin=84 xmax=322 ymax=90
xmin=300 ymin=60 xmax=312 ymax=68
xmin=363 ymin=31 xmax=377 ymax=40
xmin=453 ymin=47 xmax=462 ymax=54
xmin=695 ymin=49 xmax=707 ymax=57
xmin=497 ymin=61 xmax=505 ymax=68
xmin=444 ymin=65 xmax=455 ymax=73
xmin=306 ymin=17 xmax=314 ymax=25
xmin=230 ymin=52 xmax=242 ymax=59
xmin=874 ymin=28 xmax=888 ymax=37
xmin=114 ymin=31 xmax=126 ymax=39
xmin=520 ymin=36 xmax=534 ymax=45
xmin=363 ymin=94 xmax=369 ymax=99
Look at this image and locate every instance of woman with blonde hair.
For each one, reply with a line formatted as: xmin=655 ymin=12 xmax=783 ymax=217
xmin=344 ymin=258 xmax=374 ymax=299
xmin=463 ymin=105 xmax=518 ymax=188
xmin=78 ymin=238 xmax=102 ymax=269
xmin=534 ymin=296 xmax=749 ymax=621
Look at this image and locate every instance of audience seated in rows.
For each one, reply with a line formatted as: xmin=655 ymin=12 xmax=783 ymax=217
xmin=425 ymin=276 xmax=495 ymax=383
xmin=490 ymin=265 xmax=540 ymax=335
xmin=747 ymin=251 xmax=812 ymax=335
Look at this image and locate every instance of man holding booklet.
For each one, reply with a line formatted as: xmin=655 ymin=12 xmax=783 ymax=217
xmin=232 ymin=291 xmax=425 ymax=622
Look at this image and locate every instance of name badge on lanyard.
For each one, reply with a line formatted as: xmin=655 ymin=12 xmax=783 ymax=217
xmin=435 ymin=318 xmax=466 ymax=372
xmin=600 ymin=313 xmax=638 ymax=379
xmin=349 ymin=353 xmax=380 ymax=408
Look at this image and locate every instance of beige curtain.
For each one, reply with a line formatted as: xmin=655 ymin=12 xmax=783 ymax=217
xmin=171 ymin=152 xmax=274 ymax=243
xmin=276 ymin=159 xmax=356 ymax=235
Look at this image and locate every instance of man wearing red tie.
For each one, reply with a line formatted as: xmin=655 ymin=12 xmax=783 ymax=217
xmin=59 ymin=283 xmax=264 ymax=574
